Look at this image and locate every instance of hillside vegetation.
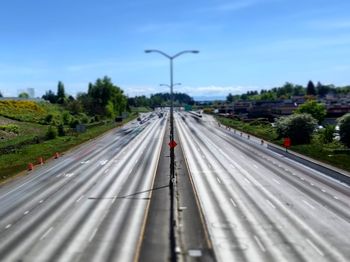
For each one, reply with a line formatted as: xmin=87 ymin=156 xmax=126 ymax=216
xmin=0 ymin=76 xmax=139 ymax=182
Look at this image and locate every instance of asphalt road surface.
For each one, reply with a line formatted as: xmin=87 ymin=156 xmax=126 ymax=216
xmin=175 ymin=112 xmax=350 ymax=262
xmin=0 ymin=113 xmax=166 ymax=262
xmin=2 ymin=110 xmax=350 ymax=262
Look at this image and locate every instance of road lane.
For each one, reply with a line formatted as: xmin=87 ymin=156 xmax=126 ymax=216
xmin=0 ymin=113 xmax=167 ymax=262
xmin=176 ymin=112 xmax=350 ymax=262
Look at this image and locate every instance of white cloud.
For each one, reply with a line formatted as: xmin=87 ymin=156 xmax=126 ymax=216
xmin=123 ymin=85 xmax=165 ymax=97
xmin=122 ymin=84 xmax=260 ymax=98
xmin=179 ymin=85 xmax=259 ymax=97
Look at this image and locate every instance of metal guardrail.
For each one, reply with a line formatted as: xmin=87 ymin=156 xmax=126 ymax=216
xmin=267 ymin=143 xmax=350 ymax=185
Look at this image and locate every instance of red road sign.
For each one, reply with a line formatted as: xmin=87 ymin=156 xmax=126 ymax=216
xmin=284 ymin=137 xmax=291 ymax=148
xmin=168 ymin=140 xmax=177 ymax=149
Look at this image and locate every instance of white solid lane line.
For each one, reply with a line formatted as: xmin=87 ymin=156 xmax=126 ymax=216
xmin=254 ymin=235 xmax=266 ymax=252
xmin=266 ymin=199 xmax=276 ymax=209
xmin=302 ymin=200 xmax=315 ymax=210
xmin=76 ymin=195 xmax=84 ymax=202
xmin=230 ymin=198 xmax=237 ymax=208
xmin=306 ymin=238 xmax=324 ymax=257
xmin=89 ymin=228 xmax=98 ymax=243
xmin=40 ymin=227 xmax=53 ymax=240
xmin=272 ymin=178 xmax=280 ymax=185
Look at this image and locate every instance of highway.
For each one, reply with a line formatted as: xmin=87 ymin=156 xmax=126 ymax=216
xmin=176 ymin=112 xmax=350 ymax=262
xmin=0 ymin=113 xmax=166 ymax=262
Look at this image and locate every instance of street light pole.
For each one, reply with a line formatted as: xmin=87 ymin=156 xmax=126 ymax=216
xmin=145 ymin=49 xmax=199 ymax=185
xmin=145 ymin=49 xmax=198 ymax=261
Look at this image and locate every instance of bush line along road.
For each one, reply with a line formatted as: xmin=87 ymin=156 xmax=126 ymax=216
xmin=0 ymin=112 xmax=350 ymax=261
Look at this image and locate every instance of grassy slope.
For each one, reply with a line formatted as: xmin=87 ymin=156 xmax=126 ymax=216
xmin=0 ymin=116 xmax=47 ymax=148
xmin=216 ymin=116 xmax=350 ymax=172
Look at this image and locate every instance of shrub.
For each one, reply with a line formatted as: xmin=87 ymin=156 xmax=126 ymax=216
xmin=46 ymin=126 xmax=57 ymax=140
xmin=69 ymin=119 xmax=80 ymax=128
xmin=45 ymin=114 xmax=54 ymax=124
xmin=317 ymin=125 xmax=335 ymax=144
xmin=0 ymin=124 xmax=19 ymax=134
xmin=57 ymin=124 xmax=65 ymax=136
xmin=94 ymin=115 xmax=101 ymax=122
xmin=338 ymin=113 xmax=350 ymax=147
xmin=81 ymin=115 xmax=89 ymax=124
xmin=275 ymin=113 xmax=317 ymax=145
xmin=62 ymin=112 xmax=71 ymax=125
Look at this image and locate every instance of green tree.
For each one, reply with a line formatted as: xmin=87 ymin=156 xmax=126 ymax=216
xmin=85 ymin=76 xmax=127 ymax=117
xmin=337 ymin=113 xmax=350 ymax=147
xmin=292 ymin=85 xmax=306 ymax=96
xmin=18 ymin=92 xmax=29 ymax=98
xmin=57 ymin=81 xmax=66 ymax=104
xmin=306 ymin=80 xmax=316 ymax=96
xmin=66 ymin=100 xmax=83 ymax=115
xmin=0 ymin=91 xmax=3 ymax=97
xmin=260 ymin=91 xmax=276 ymax=101
xmin=226 ymin=93 xmax=234 ymax=103
xmin=42 ymin=90 xmax=57 ymax=103
xmin=275 ymin=113 xmax=317 ymax=145
xmin=105 ymin=101 xmax=116 ymax=118
xmin=316 ymin=82 xmax=330 ymax=97
xmin=295 ymin=100 xmax=327 ymax=124
xmin=240 ymin=94 xmax=248 ymax=100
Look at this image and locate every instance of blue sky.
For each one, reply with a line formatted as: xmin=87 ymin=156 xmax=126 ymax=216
xmin=0 ymin=0 xmax=350 ymax=99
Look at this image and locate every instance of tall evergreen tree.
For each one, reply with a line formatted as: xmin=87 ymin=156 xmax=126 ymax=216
xmin=57 ymin=81 xmax=66 ymax=104
xmin=306 ymin=80 xmax=316 ymax=96
xmin=338 ymin=113 xmax=350 ymax=147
